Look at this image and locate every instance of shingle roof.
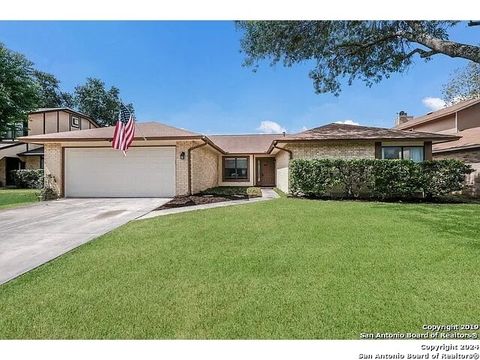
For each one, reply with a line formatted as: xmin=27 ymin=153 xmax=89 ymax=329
xmin=433 ymin=127 xmax=480 ymax=153
xmin=279 ymin=123 xmax=459 ymax=141
xmin=17 ymin=146 xmax=44 ymax=156
xmin=395 ymin=97 xmax=480 ymax=130
xmin=20 ymin=121 xmax=460 ymax=155
xmin=208 ymin=134 xmax=281 ymax=154
xmin=0 ymin=141 xmax=23 ymax=150
xmin=19 ymin=122 xmax=201 ymax=142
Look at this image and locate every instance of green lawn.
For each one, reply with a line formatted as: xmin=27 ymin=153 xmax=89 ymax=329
xmin=0 ymin=188 xmax=39 ymax=209
xmin=0 ymin=198 xmax=479 ymax=339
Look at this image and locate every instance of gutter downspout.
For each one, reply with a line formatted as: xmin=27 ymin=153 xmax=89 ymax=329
xmin=272 ymin=141 xmax=293 ymax=159
xmin=187 ymin=138 xmax=208 ymax=195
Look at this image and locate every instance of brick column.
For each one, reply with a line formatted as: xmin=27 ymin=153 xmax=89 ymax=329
xmin=44 ymin=143 xmax=63 ymax=196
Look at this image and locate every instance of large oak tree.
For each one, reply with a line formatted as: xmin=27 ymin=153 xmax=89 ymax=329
xmin=238 ymin=21 xmax=480 ymax=95
xmin=33 ymin=70 xmax=74 ymax=109
xmin=0 ymin=43 xmax=40 ymax=134
xmin=442 ymin=62 xmax=480 ymax=104
xmin=73 ymin=78 xmax=134 ymax=127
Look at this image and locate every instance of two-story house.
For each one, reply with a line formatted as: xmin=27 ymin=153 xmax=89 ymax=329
xmin=0 ymin=108 xmax=98 ymax=187
xmin=394 ymin=97 xmax=480 ymax=193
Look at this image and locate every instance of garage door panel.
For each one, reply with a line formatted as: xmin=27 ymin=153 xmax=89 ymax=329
xmin=65 ymin=147 xmax=175 ymax=197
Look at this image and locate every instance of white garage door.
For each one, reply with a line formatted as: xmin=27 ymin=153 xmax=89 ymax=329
xmin=65 ymin=147 xmax=175 ymax=197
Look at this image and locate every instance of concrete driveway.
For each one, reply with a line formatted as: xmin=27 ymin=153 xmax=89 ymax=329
xmin=0 ymin=198 xmax=170 ymax=285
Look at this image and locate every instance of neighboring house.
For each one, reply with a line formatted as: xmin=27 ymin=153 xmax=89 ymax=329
xmin=19 ymin=122 xmax=456 ymax=197
xmin=0 ymin=108 xmax=98 ymax=187
xmin=395 ymin=97 xmax=480 ymax=192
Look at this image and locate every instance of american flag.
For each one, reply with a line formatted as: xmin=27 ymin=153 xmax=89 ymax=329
xmin=112 ymin=104 xmax=135 ymax=154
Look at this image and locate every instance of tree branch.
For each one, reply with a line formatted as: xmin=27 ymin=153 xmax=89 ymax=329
xmin=404 ymin=48 xmax=439 ymax=59
xmin=406 ymin=22 xmax=480 ymax=63
xmin=335 ymin=33 xmax=401 ymax=54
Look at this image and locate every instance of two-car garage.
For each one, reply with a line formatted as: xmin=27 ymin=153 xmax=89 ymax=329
xmin=64 ymin=147 xmax=176 ymax=197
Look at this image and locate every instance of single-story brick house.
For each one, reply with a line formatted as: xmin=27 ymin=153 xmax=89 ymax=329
xmin=19 ymin=122 xmax=457 ymax=197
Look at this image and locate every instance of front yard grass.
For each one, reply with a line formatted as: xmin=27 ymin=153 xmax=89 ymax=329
xmin=0 ymin=188 xmax=39 ymax=210
xmin=0 ymin=198 xmax=479 ymax=339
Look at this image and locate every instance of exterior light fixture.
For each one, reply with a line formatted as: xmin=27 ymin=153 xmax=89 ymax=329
xmin=180 ymin=151 xmax=186 ymax=160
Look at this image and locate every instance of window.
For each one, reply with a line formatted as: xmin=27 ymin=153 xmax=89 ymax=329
xmin=40 ymin=156 xmax=44 ymax=170
xmin=71 ymin=117 xmax=80 ymax=128
xmin=381 ymin=146 xmax=424 ymax=162
xmin=382 ymin=146 xmax=402 ymax=160
xmin=223 ymin=156 xmax=249 ymax=181
xmin=403 ymin=147 xmax=424 ymax=162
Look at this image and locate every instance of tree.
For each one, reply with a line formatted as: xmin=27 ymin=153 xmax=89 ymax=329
xmin=237 ymin=21 xmax=480 ymax=95
xmin=0 ymin=42 xmax=40 ymax=135
xmin=33 ymin=70 xmax=74 ymax=108
xmin=73 ymin=78 xmax=133 ymax=126
xmin=442 ymin=62 xmax=480 ymax=104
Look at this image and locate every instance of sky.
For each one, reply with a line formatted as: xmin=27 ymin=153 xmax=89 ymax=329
xmin=0 ymin=21 xmax=478 ymax=134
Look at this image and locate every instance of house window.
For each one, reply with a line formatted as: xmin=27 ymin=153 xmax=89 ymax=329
xmin=381 ymin=146 xmax=424 ymax=162
xmin=223 ymin=156 xmax=249 ymax=181
xmin=382 ymin=146 xmax=402 ymax=160
xmin=71 ymin=117 xmax=80 ymax=128
xmin=40 ymin=156 xmax=44 ymax=169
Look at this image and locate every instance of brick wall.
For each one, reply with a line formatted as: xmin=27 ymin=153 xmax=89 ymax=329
xmin=191 ymin=145 xmax=218 ymax=194
xmin=175 ymin=141 xmax=195 ymax=196
xmin=23 ymin=156 xmax=41 ymax=170
xmin=176 ymin=141 xmax=219 ymax=195
xmin=287 ymin=141 xmax=376 ymax=160
xmin=44 ymin=143 xmax=63 ymax=196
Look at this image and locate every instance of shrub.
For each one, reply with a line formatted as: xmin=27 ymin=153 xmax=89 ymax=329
xmin=12 ymin=169 xmax=44 ymax=189
xmin=40 ymin=173 xmax=59 ymax=200
xmin=289 ymin=159 xmax=473 ymax=201
xmin=40 ymin=186 xmax=58 ymax=201
xmin=421 ymin=160 xmax=473 ymax=199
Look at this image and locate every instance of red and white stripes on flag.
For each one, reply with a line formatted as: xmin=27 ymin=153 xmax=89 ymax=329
xmin=112 ymin=104 xmax=135 ymax=154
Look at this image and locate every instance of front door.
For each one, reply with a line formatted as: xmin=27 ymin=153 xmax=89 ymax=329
xmin=256 ymin=157 xmax=275 ymax=187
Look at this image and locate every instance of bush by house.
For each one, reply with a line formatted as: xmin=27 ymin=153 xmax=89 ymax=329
xmin=289 ymin=159 xmax=473 ymax=200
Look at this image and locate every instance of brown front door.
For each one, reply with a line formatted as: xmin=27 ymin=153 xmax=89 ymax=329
xmin=256 ymin=157 xmax=275 ymax=186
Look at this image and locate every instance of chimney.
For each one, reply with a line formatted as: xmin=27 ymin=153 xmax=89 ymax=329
xmin=396 ymin=111 xmax=413 ymax=126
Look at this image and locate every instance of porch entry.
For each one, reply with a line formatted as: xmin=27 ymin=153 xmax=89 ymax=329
xmin=6 ymin=157 xmax=25 ymax=186
xmin=256 ymin=157 xmax=275 ymax=187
